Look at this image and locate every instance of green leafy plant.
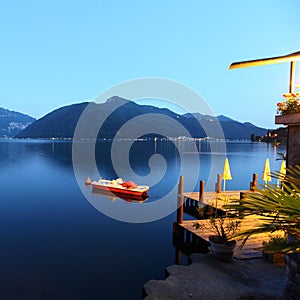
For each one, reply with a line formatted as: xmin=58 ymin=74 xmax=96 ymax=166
xmin=262 ymin=235 xmax=288 ymax=253
xmin=193 ymin=206 xmax=241 ymax=244
xmin=227 ymin=165 xmax=300 ymax=253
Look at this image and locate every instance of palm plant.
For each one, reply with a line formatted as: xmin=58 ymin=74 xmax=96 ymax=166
xmin=227 ymin=165 xmax=300 ymax=253
xmin=193 ymin=216 xmax=240 ymax=244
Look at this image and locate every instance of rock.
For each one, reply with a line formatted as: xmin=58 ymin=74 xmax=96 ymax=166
xmin=143 ymin=253 xmax=285 ymax=299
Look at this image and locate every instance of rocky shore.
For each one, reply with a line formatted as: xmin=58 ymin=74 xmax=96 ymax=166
xmin=143 ymin=253 xmax=285 ymax=300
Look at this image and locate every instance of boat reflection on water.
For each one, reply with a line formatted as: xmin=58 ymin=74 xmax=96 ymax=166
xmin=91 ymin=188 xmax=149 ymax=203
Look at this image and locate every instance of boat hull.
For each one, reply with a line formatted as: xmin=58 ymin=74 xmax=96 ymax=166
xmin=92 ymin=188 xmax=149 ymax=201
xmin=91 ymin=180 xmax=149 ymax=198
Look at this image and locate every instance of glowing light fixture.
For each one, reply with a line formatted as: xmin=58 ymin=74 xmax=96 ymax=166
xmin=229 ymin=51 xmax=300 ymax=93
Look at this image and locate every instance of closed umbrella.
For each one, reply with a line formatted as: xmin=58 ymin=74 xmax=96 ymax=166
xmin=277 ymin=160 xmax=286 ymax=187
xmin=223 ymin=158 xmax=232 ymax=191
xmin=262 ymin=158 xmax=271 ymax=185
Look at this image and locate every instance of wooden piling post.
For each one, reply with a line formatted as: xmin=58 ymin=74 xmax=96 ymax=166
xmin=186 ymin=230 xmax=191 ymax=243
xmin=240 ymin=192 xmax=246 ymax=200
xmin=250 ymin=173 xmax=258 ymax=191
xmin=199 ymin=180 xmax=205 ymax=203
xmin=177 ymin=175 xmax=184 ymax=224
xmin=175 ymin=247 xmax=182 ymax=265
xmin=215 ymin=174 xmax=223 ymax=193
xmin=239 ymin=192 xmax=246 ymax=218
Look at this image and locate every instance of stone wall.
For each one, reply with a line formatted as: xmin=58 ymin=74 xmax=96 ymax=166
xmin=287 ymin=124 xmax=300 ymax=167
xmin=275 ymin=113 xmax=300 ymax=167
xmin=285 ymin=253 xmax=300 ymax=299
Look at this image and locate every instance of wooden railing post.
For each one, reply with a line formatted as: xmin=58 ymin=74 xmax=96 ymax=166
xmin=239 ymin=192 xmax=246 ymax=218
xmin=199 ymin=180 xmax=205 ymax=203
xmin=250 ymin=173 xmax=258 ymax=191
xmin=215 ymin=174 xmax=223 ymax=193
xmin=177 ymin=175 xmax=184 ymax=223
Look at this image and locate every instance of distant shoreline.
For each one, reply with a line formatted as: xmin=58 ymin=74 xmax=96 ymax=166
xmin=0 ymin=137 xmax=285 ymax=144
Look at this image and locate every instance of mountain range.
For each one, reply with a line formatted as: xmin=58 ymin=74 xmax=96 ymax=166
xmin=14 ymin=96 xmax=267 ymax=140
xmin=0 ymin=108 xmax=35 ymax=138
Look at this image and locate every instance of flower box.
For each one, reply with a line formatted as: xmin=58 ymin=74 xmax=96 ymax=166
xmin=263 ymin=251 xmax=286 ymax=266
xmin=275 ymin=113 xmax=300 ymax=125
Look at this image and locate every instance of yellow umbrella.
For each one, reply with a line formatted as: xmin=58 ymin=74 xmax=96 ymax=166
xmin=279 ymin=160 xmax=286 ymax=175
xmin=277 ymin=160 xmax=286 ymax=187
xmin=223 ymin=158 xmax=232 ymax=191
xmin=262 ymin=158 xmax=271 ymax=185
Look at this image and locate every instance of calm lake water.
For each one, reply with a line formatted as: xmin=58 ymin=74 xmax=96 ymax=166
xmin=0 ymin=140 xmax=285 ymax=299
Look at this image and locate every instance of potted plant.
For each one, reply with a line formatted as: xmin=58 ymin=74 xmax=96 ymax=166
xmin=262 ymin=235 xmax=287 ymax=265
xmin=226 ymin=165 xmax=300 ymax=297
xmin=227 ymin=165 xmax=300 ymax=253
xmin=275 ymin=85 xmax=300 ymax=125
xmin=193 ymin=213 xmax=241 ymax=262
xmin=276 ymin=86 xmax=300 ymax=115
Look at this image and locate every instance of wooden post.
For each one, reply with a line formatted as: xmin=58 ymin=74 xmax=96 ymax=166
xmin=173 ymin=222 xmax=184 ymax=244
xmin=175 ymin=247 xmax=182 ymax=265
xmin=177 ymin=175 xmax=184 ymax=224
xmin=215 ymin=174 xmax=223 ymax=193
xmin=290 ymin=61 xmax=296 ymax=93
xmin=250 ymin=173 xmax=258 ymax=191
xmin=199 ymin=180 xmax=205 ymax=203
xmin=239 ymin=192 xmax=246 ymax=218
xmin=186 ymin=230 xmax=191 ymax=243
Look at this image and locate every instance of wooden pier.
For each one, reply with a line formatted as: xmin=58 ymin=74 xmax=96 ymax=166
xmin=174 ymin=174 xmax=284 ymax=260
xmin=183 ymin=190 xmax=246 ymax=211
xmin=174 ymin=216 xmax=284 ymax=259
xmin=182 ymin=173 xmax=258 ymax=212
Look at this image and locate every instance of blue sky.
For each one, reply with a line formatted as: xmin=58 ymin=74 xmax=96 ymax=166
xmin=1 ymin=0 xmax=300 ymax=128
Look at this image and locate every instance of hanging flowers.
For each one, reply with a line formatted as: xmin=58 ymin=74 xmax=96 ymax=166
xmin=277 ymin=85 xmax=300 ymax=115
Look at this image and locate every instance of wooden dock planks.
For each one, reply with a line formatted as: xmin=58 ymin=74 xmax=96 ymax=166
xmin=178 ymin=215 xmax=285 ymax=259
xmin=177 ymin=175 xmax=283 ymax=260
xmin=183 ymin=190 xmax=248 ymax=210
